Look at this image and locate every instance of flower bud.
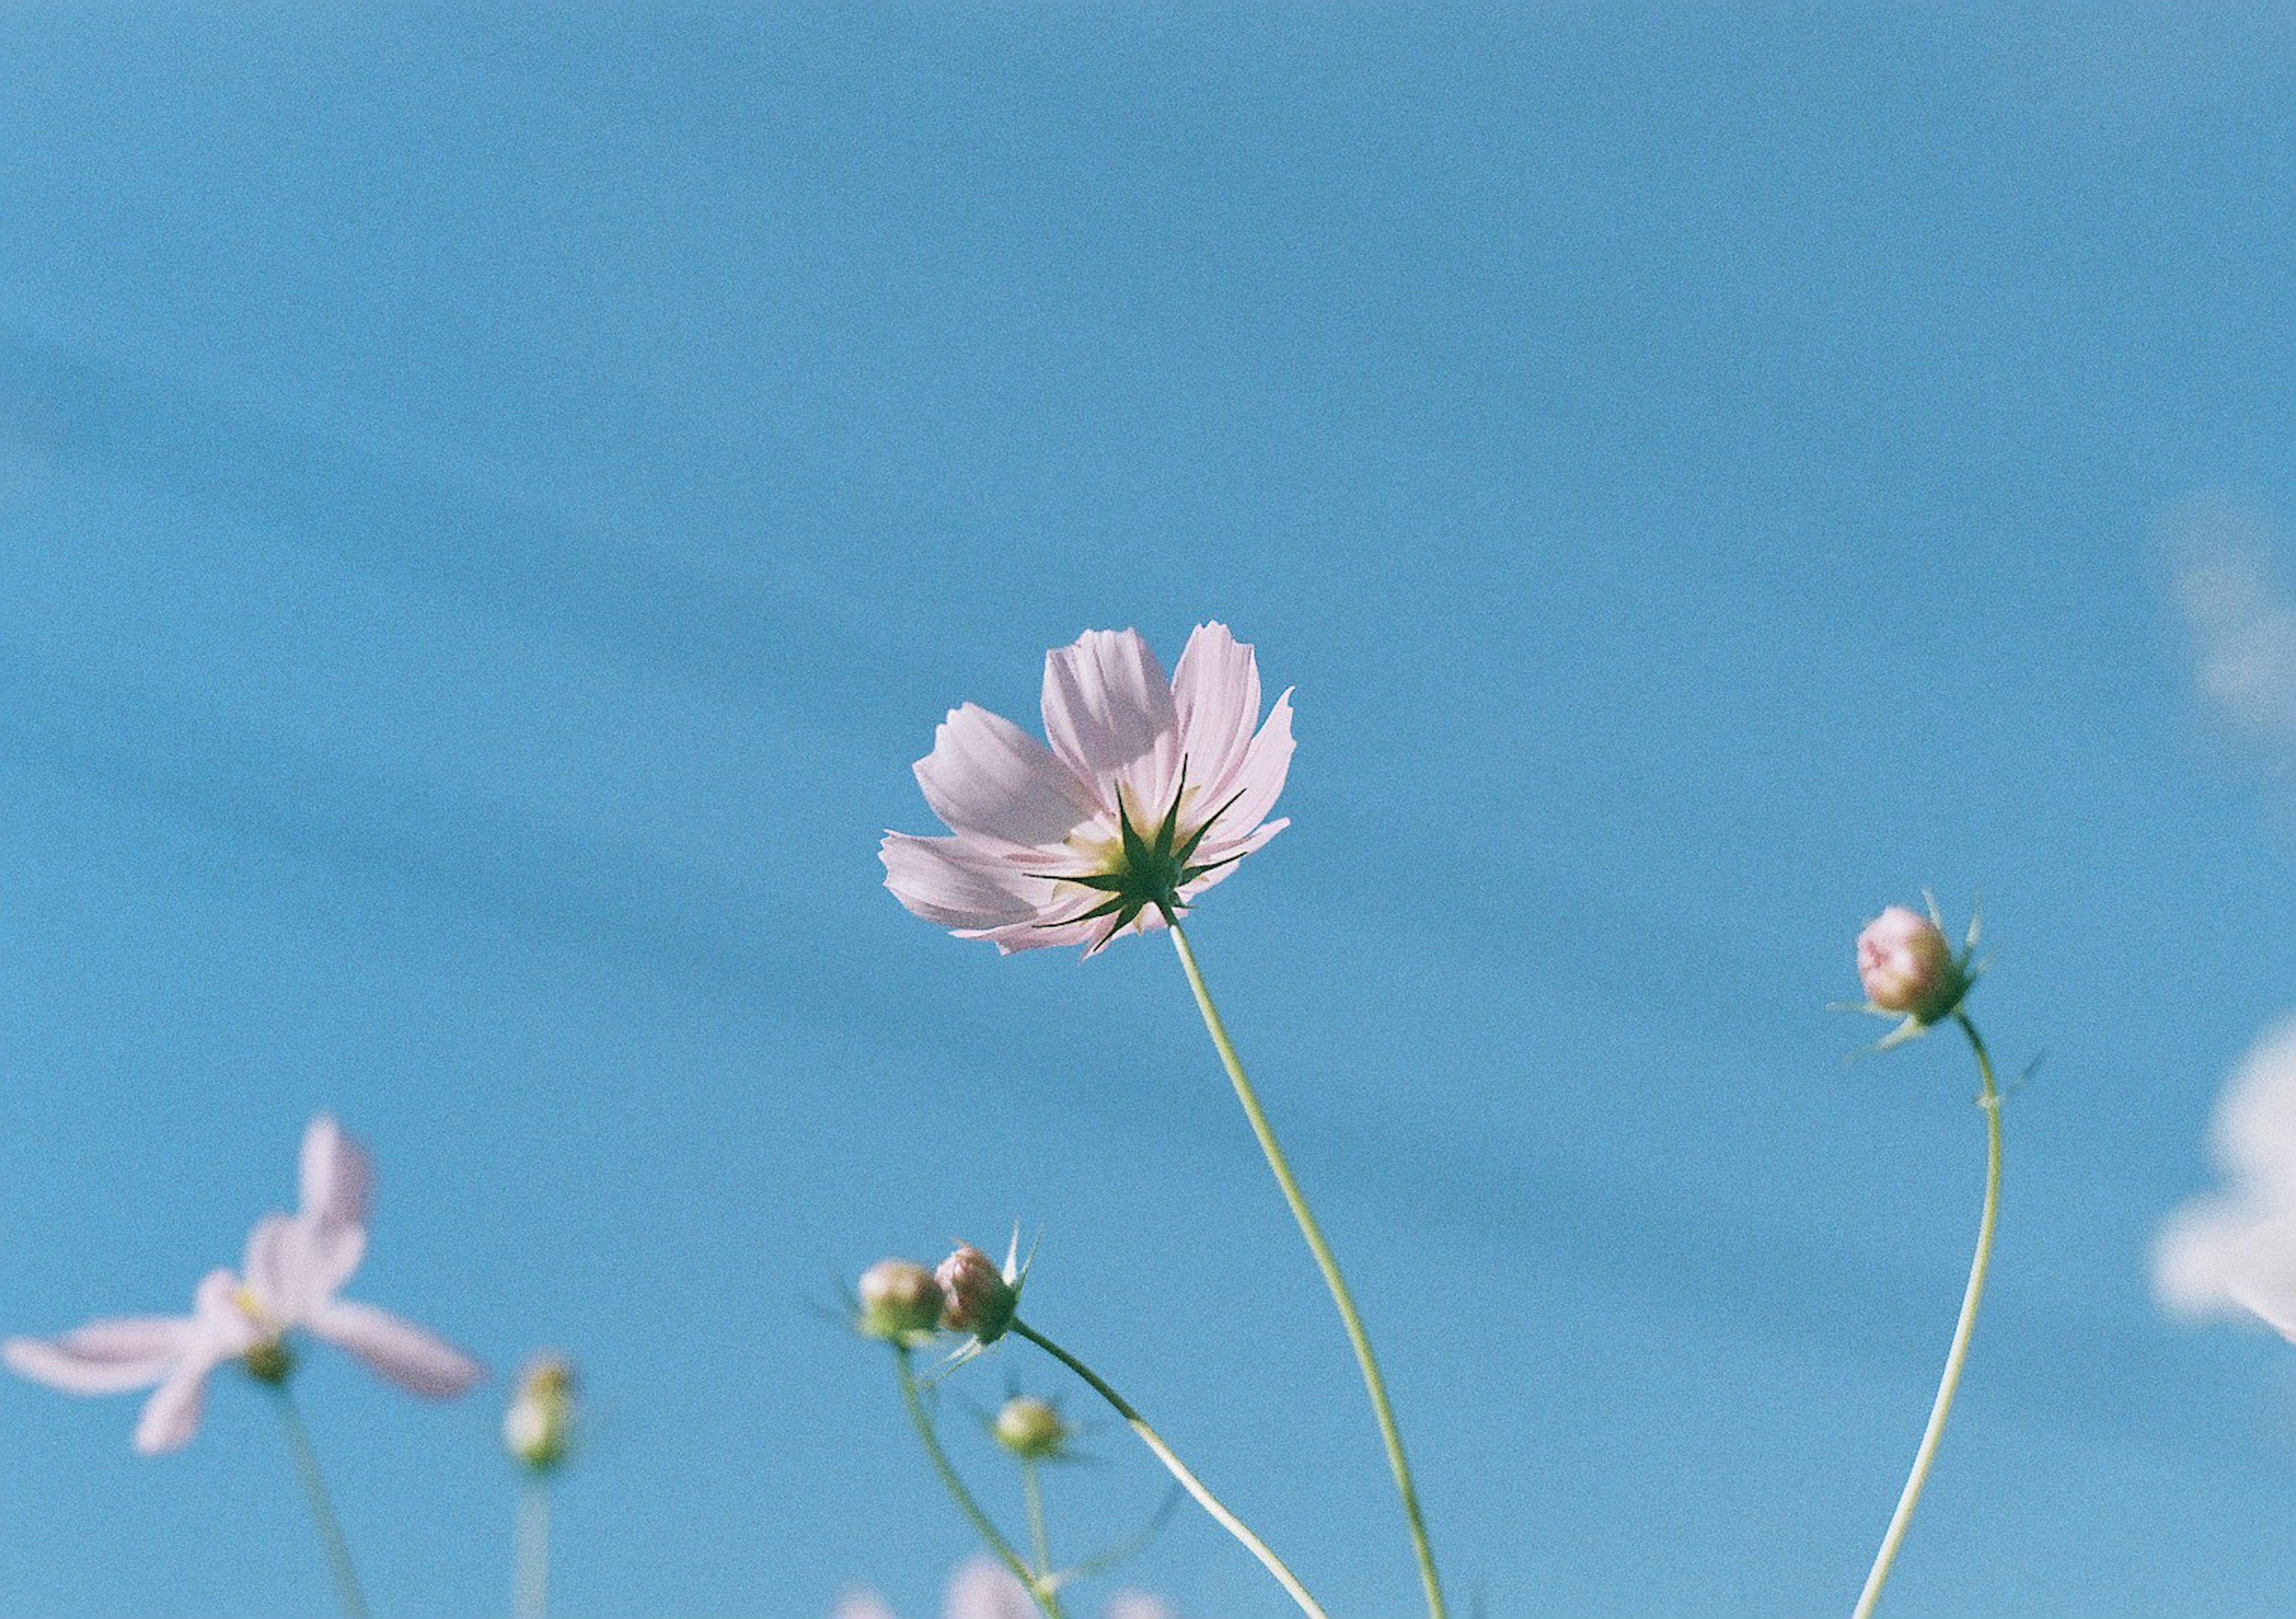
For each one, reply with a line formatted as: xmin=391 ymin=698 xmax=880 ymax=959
xmin=993 ymin=1395 xmax=1070 ymax=1460
xmin=935 ymin=1244 xmax=1018 ymax=1342
xmin=1857 ymin=905 xmax=1968 ymax=1024
xmin=503 ymin=1354 xmax=577 ymax=1473
xmin=856 ymin=1258 xmax=945 ymax=1343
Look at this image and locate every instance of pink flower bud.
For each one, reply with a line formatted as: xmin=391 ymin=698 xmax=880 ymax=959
xmin=935 ymin=1244 xmax=1018 ymax=1342
xmin=1857 ymin=905 xmax=1967 ymax=1024
xmin=857 ymin=1259 xmax=944 ymax=1343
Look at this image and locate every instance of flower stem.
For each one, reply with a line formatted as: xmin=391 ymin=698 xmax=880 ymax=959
xmin=1013 ymin=1318 xmax=1330 ymax=1619
xmin=1167 ymin=922 xmax=1446 ymax=1619
xmin=893 ymin=1349 xmax=1066 ymax=1619
xmin=270 ymin=1385 xmax=370 ymax=1619
xmin=1021 ymin=1457 xmax=1053 ymax=1583
xmin=1851 ymin=1010 xmax=2003 ymax=1619
xmin=515 ymin=1478 xmax=551 ymax=1619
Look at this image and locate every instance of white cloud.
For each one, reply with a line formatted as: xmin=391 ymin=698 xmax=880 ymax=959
xmin=2159 ymin=494 xmax=2296 ymax=780
xmin=2155 ymin=1019 xmax=2296 ymax=1333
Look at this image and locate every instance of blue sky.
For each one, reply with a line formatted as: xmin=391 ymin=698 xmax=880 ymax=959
xmin=0 ymin=5 xmax=2291 ymax=1615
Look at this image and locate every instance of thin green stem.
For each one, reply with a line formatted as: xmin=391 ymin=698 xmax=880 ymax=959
xmin=1851 ymin=1010 xmax=2003 ymax=1619
xmin=1168 ymin=922 xmax=1446 ymax=1619
xmin=1013 ymin=1317 xmax=1331 ymax=1619
xmin=270 ymin=1384 xmax=370 ymax=1619
xmin=515 ymin=1478 xmax=551 ymax=1619
xmin=1021 ymin=1458 xmax=1053 ymax=1583
xmin=893 ymin=1351 xmax=1067 ymax=1619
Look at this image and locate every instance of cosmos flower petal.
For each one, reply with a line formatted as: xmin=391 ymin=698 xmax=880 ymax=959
xmin=915 ymin=704 xmax=1104 ymax=853
xmin=1216 ymin=688 xmax=1295 ymax=839
xmin=832 ymin=1591 xmax=902 ymax=1619
xmin=300 ymin=1114 xmax=374 ymax=1233
xmin=243 ymin=1211 xmax=320 ymax=1324
xmin=1104 ymin=1597 xmax=1179 ymax=1619
xmin=4 ymin=1317 xmax=190 ymax=1394
xmin=1040 ymin=630 xmax=1181 ymax=820
xmin=2227 ymin=1238 xmax=2296 ymax=1343
xmin=943 ymin=1558 xmax=1037 ymax=1619
xmin=307 ymin=1299 xmax=484 ymax=1398
xmin=881 ymin=833 xmax=1065 ymax=931
xmin=1178 ymin=816 xmax=1290 ymax=903
xmin=133 ymin=1354 xmax=222 ymax=1455
xmin=1172 ymin=621 xmax=1263 ymax=802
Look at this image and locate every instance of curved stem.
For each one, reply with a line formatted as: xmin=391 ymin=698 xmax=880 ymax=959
xmin=515 ymin=1478 xmax=551 ymax=1619
xmin=270 ymin=1385 xmax=371 ymax=1619
xmin=1168 ymin=922 xmax=1446 ymax=1619
xmin=894 ymin=1350 xmax=1066 ymax=1619
xmin=1013 ymin=1317 xmax=1331 ymax=1619
xmin=1851 ymin=1010 xmax=2003 ymax=1619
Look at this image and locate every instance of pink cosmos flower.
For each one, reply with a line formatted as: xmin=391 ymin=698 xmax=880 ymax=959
xmin=882 ymin=624 xmax=1293 ymax=954
xmin=834 ymin=1559 xmax=1175 ymax=1619
xmin=5 ymin=1115 xmax=483 ymax=1454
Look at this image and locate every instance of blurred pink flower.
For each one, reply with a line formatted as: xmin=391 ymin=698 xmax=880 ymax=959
xmin=882 ymin=624 xmax=1293 ymax=955
xmin=835 ymin=1559 xmax=1175 ymax=1619
xmin=5 ymin=1114 xmax=483 ymax=1454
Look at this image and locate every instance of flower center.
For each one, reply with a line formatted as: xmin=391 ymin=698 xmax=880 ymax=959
xmin=231 ymin=1286 xmax=295 ymax=1384
xmin=1037 ymin=765 xmax=1250 ymax=945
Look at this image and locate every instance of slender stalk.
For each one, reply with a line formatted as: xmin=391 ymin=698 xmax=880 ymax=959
xmin=270 ymin=1385 xmax=371 ymax=1619
xmin=1013 ymin=1317 xmax=1331 ymax=1619
xmin=1851 ymin=1010 xmax=2003 ymax=1619
xmin=894 ymin=1350 xmax=1066 ymax=1619
xmin=1167 ymin=922 xmax=1446 ymax=1619
xmin=1021 ymin=1458 xmax=1053 ymax=1584
xmin=515 ymin=1478 xmax=551 ymax=1619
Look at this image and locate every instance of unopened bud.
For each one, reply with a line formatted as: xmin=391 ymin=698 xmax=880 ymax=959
xmin=993 ymin=1395 xmax=1070 ymax=1459
xmin=1857 ymin=905 xmax=1968 ymax=1024
xmin=935 ymin=1244 xmax=1018 ymax=1342
xmin=503 ymin=1354 xmax=578 ymax=1473
xmin=857 ymin=1258 xmax=944 ymax=1343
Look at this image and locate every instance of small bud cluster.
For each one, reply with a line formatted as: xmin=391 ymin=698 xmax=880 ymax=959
xmin=857 ymin=1242 xmax=1022 ymax=1349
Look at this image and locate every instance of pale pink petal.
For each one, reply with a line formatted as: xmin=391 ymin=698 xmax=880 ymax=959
xmin=1218 ymin=688 xmax=1294 ymax=837
xmin=943 ymin=1558 xmax=1035 ymax=1619
xmin=307 ymin=1299 xmax=483 ymax=1398
xmin=190 ymin=1269 xmax=252 ymax=1337
xmin=4 ymin=1316 xmax=188 ymax=1394
xmin=243 ymin=1212 xmax=322 ymax=1324
xmin=1103 ymin=1596 xmax=1177 ymax=1619
xmin=1172 ymin=621 xmax=1262 ymax=804
xmin=1177 ymin=816 xmax=1290 ymax=903
xmin=881 ymin=833 xmax=1062 ymax=931
xmin=300 ymin=1114 xmax=373 ymax=1233
xmin=1040 ymin=630 xmax=1180 ymax=823
xmin=2228 ymin=1231 xmax=2296 ymax=1342
xmin=914 ymin=704 xmax=1101 ymax=853
xmin=245 ymin=1204 xmax=368 ymax=1319
xmin=303 ymin=1220 xmax=367 ymax=1302
xmin=833 ymin=1590 xmax=902 ymax=1619
xmin=134 ymin=1353 xmax=222 ymax=1455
